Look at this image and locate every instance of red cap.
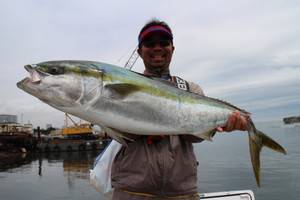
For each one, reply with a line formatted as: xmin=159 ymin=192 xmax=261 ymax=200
xmin=138 ymin=25 xmax=173 ymax=45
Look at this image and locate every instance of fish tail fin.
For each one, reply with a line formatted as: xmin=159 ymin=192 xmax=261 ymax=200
xmin=256 ymin=130 xmax=287 ymax=154
xmin=248 ymin=120 xmax=287 ymax=187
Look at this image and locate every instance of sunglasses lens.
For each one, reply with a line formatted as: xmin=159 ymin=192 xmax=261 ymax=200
xmin=143 ymin=41 xmax=155 ymax=48
xmin=143 ymin=40 xmax=171 ymax=48
xmin=159 ymin=40 xmax=170 ymax=47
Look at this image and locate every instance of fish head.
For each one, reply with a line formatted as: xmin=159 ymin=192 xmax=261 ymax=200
xmin=17 ymin=60 xmax=103 ymax=111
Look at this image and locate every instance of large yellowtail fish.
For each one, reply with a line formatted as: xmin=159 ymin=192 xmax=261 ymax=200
xmin=17 ymin=60 xmax=286 ymax=186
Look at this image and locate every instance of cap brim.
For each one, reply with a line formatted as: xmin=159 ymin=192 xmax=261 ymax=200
xmin=142 ymin=31 xmax=172 ymax=41
xmin=138 ymin=25 xmax=173 ymax=44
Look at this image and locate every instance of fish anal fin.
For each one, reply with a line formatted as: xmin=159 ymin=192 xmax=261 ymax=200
xmin=195 ymin=128 xmax=216 ymax=141
xmin=103 ymin=127 xmax=138 ymax=146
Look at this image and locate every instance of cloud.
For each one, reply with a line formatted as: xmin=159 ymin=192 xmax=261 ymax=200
xmin=1 ymin=0 xmax=300 ymax=127
xmin=205 ymin=67 xmax=300 ymax=96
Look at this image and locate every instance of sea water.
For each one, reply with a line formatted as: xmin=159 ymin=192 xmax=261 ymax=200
xmin=0 ymin=121 xmax=299 ymax=200
xmin=195 ymin=121 xmax=299 ymax=200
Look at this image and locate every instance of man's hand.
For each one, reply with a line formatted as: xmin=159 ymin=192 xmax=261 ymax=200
xmin=217 ymin=111 xmax=248 ymax=132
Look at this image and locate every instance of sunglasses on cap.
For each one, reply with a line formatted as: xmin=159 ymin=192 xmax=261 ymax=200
xmin=142 ymin=39 xmax=172 ymax=48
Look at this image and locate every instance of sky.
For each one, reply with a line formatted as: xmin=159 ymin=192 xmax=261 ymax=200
xmin=0 ymin=0 xmax=300 ymax=128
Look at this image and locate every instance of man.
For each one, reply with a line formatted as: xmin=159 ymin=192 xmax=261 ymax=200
xmin=111 ymin=19 xmax=247 ymax=200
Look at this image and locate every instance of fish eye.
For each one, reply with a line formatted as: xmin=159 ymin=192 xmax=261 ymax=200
xmin=49 ymin=67 xmax=64 ymax=75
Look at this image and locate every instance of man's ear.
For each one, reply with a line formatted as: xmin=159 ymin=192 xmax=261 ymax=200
xmin=137 ymin=48 xmax=142 ymax=56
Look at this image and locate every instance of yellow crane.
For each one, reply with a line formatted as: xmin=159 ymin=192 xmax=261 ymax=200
xmin=62 ymin=113 xmax=93 ymax=136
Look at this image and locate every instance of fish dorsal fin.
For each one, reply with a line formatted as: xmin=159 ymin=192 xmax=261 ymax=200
xmin=104 ymin=83 xmax=141 ymax=99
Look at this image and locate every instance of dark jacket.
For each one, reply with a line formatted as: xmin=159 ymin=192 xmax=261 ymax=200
xmin=111 ymin=79 xmax=204 ymax=199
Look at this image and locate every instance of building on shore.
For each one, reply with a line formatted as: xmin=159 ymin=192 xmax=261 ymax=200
xmin=0 ymin=114 xmax=33 ymax=135
xmin=0 ymin=114 xmax=18 ymax=124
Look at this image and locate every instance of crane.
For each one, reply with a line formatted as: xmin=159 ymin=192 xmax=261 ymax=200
xmin=123 ymin=46 xmax=139 ymax=70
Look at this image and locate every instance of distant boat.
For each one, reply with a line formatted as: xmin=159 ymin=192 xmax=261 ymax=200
xmin=0 ymin=122 xmax=35 ymax=152
xmin=283 ymin=116 xmax=300 ymax=124
xmin=36 ymin=113 xmax=110 ymax=152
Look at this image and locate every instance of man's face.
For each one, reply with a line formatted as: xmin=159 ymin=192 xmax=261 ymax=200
xmin=138 ymin=34 xmax=174 ymax=71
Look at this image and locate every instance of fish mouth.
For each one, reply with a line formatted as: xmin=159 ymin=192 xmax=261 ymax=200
xmin=16 ymin=77 xmax=30 ymax=90
xmin=24 ymin=64 xmax=48 ymax=84
xmin=17 ymin=64 xmax=50 ymax=90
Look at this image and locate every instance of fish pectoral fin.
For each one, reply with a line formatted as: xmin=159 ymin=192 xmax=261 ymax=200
xmin=104 ymin=83 xmax=141 ymax=98
xmin=195 ymin=128 xmax=216 ymax=141
xmin=103 ymin=127 xmax=136 ymax=146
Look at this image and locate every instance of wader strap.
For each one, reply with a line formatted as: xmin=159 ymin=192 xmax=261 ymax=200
xmin=171 ymin=76 xmax=190 ymax=92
